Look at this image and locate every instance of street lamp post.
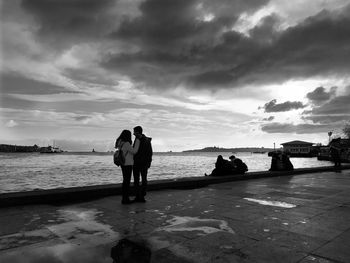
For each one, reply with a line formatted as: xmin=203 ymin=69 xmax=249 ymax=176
xmin=328 ymin=131 xmax=333 ymax=144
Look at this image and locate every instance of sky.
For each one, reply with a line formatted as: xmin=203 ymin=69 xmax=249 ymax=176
xmin=1 ymin=0 xmax=350 ymax=152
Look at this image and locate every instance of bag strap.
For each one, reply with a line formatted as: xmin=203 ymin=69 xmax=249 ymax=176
xmin=118 ymin=142 xmax=125 ymax=150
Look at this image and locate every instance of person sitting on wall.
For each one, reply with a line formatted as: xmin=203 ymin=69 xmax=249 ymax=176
xmin=205 ymin=155 xmax=233 ymax=176
xmin=229 ymin=155 xmax=248 ymax=174
xmin=269 ymin=151 xmax=293 ymax=171
xmin=205 ymin=155 xmax=248 ymax=176
xmin=330 ymin=138 xmax=341 ymax=168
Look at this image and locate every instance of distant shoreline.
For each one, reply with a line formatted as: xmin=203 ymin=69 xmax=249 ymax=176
xmin=1 ymin=144 xmax=278 ymax=154
xmin=183 ymin=147 xmax=276 ymax=153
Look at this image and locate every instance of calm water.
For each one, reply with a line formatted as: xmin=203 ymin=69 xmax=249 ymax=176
xmin=0 ymin=152 xmax=333 ymax=193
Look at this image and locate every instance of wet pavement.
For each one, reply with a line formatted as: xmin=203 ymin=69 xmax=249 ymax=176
xmin=0 ymin=170 xmax=349 ymax=262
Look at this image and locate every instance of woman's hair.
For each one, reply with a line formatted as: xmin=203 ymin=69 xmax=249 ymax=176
xmin=215 ymin=155 xmax=224 ymax=168
xmin=116 ymin=130 xmax=132 ymax=145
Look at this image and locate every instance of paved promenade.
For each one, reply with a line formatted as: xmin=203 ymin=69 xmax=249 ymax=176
xmin=0 ymin=169 xmax=349 ymax=262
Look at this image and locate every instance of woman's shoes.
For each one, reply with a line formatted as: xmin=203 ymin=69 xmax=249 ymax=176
xmin=121 ymin=197 xmax=146 ymax=204
xmin=133 ymin=197 xmax=146 ymax=203
xmin=121 ymin=199 xmax=133 ymax=205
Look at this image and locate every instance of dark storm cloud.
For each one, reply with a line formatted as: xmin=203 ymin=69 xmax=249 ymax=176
xmin=299 ymin=90 xmax=350 ymax=127
xmin=260 ymin=90 xmax=350 ymax=134
xmin=245 ymin=5 xmax=350 ymax=87
xmin=21 ymin=0 xmax=116 ymax=47
xmin=114 ymin=0 xmax=268 ymax=45
xmin=309 ymin=94 xmax=350 ymax=115
xmin=103 ymin=0 xmax=269 ymax=89
xmin=306 ymin=86 xmax=337 ymax=104
xmin=302 ymin=115 xmax=350 ymax=124
xmin=15 ymin=0 xmax=350 ymax=90
xmin=260 ymin=99 xmax=306 ymax=112
xmin=115 ymin=0 xmax=203 ymax=44
xmin=102 ymin=2 xmax=350 ymax=90
xmin=261 ymin=123 xmax=331 ymax=134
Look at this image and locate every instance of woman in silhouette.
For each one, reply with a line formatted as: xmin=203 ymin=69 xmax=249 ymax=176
xmin=115 ymin=130 xmax=140 ymax=204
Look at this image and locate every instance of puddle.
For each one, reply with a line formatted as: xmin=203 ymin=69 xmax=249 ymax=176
xmin=57 ymin=208 xmax=103 ymax=221
xmin=0 ymin=229 xmax=55 ymax=250
xmin=202 ymin=210 xmax=214 ymax=214
xmin=0 ymin=208 xmax=119 ymax=263
xmin=147 ymin=236 xmax=171 ymax=250
xmin=155 ymin=216 xmax=235 ymax=235
xmin=0 ymin=243 xmax=112 ymax=263
xmin=243 ymin=198 xmax=296 ymax=208
xmin=48 ymin=208 xmax=118 ymax=245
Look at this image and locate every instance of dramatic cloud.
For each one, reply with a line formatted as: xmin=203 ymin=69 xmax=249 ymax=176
xmin=102 ymin=2 xmax=350 ymax=90
xmin=302 ymin=115 xmax=350 ymax=124
xmin=20 ymin=0 xmax=117 ymax=48
xmin=308 ymin=94 xmax=350 ymax=115
xmin=306 ymin=86 xmax=337 ymax=105
xmin=261 ymin=123 xmax=331 ymax=134
xmin=301 ymin=92 xmax=350 ymax=126
xmin=260 ymin=99 xmax=306 ymax=112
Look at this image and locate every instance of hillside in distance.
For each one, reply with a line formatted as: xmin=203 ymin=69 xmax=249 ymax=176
xmin=183 ymin=146 xmax=277 ymax=153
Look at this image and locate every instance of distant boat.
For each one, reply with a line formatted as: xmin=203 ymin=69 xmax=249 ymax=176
xmin=252 ymin=151 xmax=266 ymax=154
xmin=40 ymin=145 xmax=64 ymax=154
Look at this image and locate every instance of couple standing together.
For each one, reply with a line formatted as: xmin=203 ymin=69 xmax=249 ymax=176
xmin=115 ymin=126 xmax=153 ymax=204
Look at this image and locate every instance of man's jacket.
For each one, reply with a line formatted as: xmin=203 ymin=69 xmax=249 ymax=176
xmin=134 ymin=135 xmax=153 ymax=167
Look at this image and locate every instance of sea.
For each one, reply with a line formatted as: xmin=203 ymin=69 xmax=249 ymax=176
xmin=0 ymin=152 xmax=333 ymax=193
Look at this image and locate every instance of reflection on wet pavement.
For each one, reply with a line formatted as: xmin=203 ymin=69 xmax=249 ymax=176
xmin=243 ymin=198 xmax=296 ymax=208
xmin=155 ymin=216 xmax=235 ymax=235
xmin=0 ymin=208 xmax=119 ymax=263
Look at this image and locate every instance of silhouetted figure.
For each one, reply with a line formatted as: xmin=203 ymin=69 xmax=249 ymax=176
xmin=229 ymin=155 xmax=248 ymax=174
xmin=330 ymin=145 xmax=341 ymax=168
xmin=111 ymin=238 xmax=151 ymax=263
xmin=133 ymin=126 xmax=153 ymax=203
xmin=269 ymin=151 xmax=293 ymax=171
xmin=115 ymin=130 xmax=140 ymax=204
xmin=205 ymin=155 xmax=248 ymax=176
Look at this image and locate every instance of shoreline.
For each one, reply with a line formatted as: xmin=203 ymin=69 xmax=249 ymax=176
xmin=1 ymin=165 xmax=349 ymax=207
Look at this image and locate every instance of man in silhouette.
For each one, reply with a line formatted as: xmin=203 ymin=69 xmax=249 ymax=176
xmin=133 ymin=126 xmax=153 ymax=202
xmin=229 ymin=155 xmax=248 ymax=174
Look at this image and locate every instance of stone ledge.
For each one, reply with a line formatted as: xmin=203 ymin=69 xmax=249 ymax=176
xmin=1 ymin=165 xmax=349 ymax=207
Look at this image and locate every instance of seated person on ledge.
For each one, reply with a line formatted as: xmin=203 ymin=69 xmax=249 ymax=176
xmin=229 ymin=155 xmax=248 ymax=174
xmin=269 ymin=151 xmax=294 ymax=171
xmin=205 ymin=155 xmax=248 ymax=176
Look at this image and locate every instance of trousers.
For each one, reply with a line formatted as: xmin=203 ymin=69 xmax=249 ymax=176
xmin=121 ymin=165 xmax=132 ymax=201
xmin=133 ymin=165 xmax=148 ymax=199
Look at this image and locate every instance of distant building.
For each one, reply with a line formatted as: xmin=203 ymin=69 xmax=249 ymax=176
xmin=0 ymin=144 xmax=39 ymax=152
xmin=281 ymin=140 xmax=315 ymax=157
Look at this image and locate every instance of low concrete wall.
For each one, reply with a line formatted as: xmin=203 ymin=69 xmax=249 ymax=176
xmin=1 ymin=165 xmax=349 ymax=207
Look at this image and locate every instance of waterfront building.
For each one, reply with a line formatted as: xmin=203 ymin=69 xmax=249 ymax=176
xmin=281 ymin=140 xmax=314 ymax=157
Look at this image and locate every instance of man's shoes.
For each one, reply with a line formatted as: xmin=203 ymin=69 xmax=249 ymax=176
xmin=121 ymin=199 xmax=133 ymax=205
xmin=133 ymin=197 xmax=146 ymax=203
